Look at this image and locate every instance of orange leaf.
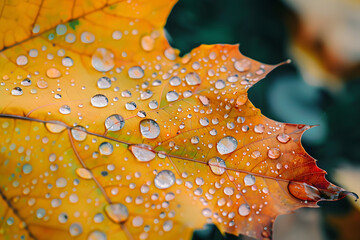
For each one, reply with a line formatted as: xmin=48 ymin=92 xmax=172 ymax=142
xmin=0 ymin=1 xmax=356 ymax=240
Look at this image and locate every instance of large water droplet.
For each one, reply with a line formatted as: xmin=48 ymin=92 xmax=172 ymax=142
xmin=169 ymin=76 xmax=181 ymax=86
xmin=62 ymin=57 xmax=73 ymax=67
xmin=208 ymin=157 xmax=226 ymax=175
xmin=140 ymin=90 xmax=153 ymax=100
xmin=141 ymin=35 xmax=155 ymax=51
xmin=104 ymin=203 xmax=129 ymax=223
xmin=88 ymin=230 xmax=107 ymax=240
xmin=254 ymin=124 xmax=264 ymax=133
xmin=139 ymin=119 xmax=160 ymax=139
xmin=76 ymin=168 xmax=92 ymax=180
xmin=277 ymin=133 xmax=291 ymax=144
xmin=91 ymin=94 xmax=108 ymax=108
xmin=217 ymin=136 xmax=238 ymax=155
xmin=163 ymin=220 xmax=173 ymax=232
xmin=21 ymin=78 xmax=32 ymax=86
xmin=166 ymin=91 xmax=179 ymax=102
xmin=149 ymin=100 xmax=158 ymax=109
xmin=154 ymin=170 xmax=176 ymax=189
xmin=59 ymin=105 xmax=71 ymax=115
xmin=215 ymin=79 xmax=226 ymax=89
xmin=45 ymin=121 xmax=67 ymax=133
xmin=185 ymin=72 xmax=201 ymax=85
xmin=128 ymin=66 xmax=144 ymax=79
xmin=71 ymin=126 xmax=87 ymax=141
xmin=99 ymin=142 xmax=113 ymax=155
xmin=16 ymin=55 xmax=28 ymax=66
xmin=234 ymin=59 xmax=251 ymax=72
xmin=92 ymin=48 xmax=114 ymax=72
xmin=244 ymin=174 xmax=255 ymax=186
xmin=105 ymin=114 xmax=125 ymax=131
xmin=267 ymin=148 xmax=280 ymax=159
xmin=129 ymin=144 xmax=156 ymax=162
xmin=11 ymin=87 xmax=23 ymax=96
xmin=22 ymin=164 xmax=32 ymax=174
xmin=69 ymin=223 xmax=83 ymax=236
xmin=46 ymin=68 xmax=62 ymax=78
xmin=97 ymin=77 xmax=112 ymax=89
xmin=236 ymin=94 xmax=248 ymax=106
xmin=238 ymin=203 xmax=250 ymax=216
xmin=288 ymin=182 xmax=321 ymax=201
xmin=125 ymin=101 xmax=137 ymax=110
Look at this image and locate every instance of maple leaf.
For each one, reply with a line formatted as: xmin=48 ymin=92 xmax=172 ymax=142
xmin=0 ymin=1 xmax=357 ymax=240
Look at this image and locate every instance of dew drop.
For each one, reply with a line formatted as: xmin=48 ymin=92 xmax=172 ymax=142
xmin=208 ymin=157 xmax=226 ymax=175
xmin=254 ymin=124 xmax=265 ymax=134
xmin=277 ymin=133 xmax=291 ymax=144
xmin=141 ymin=90 xmax=153 ymax=100
xmin=244 ymin=174 xmax=256 ymax=186
xmin=11 ymin=87 xmax=23 ymax=96
xmin=215 ymin=79 xmax=226 ymax=89
xmin=22 ymin=164 xmax=32 ymax=174
xmin=238 ymin=203 xmax=250 ymax=216
xmin=129 ymin=144 xmax=156 ymax=162
xmin=81 ymin=32 xmax=95 ymax=43
xmin=71 ymin=126 xmax=87 ymax=141
xmin=99 ymin=142 xmax=113 ymax=155
xmin=166 ymin=91 xmax=179 ymax=102
xmin=139 ymin=119 xmax=160 ymax=139
xmin=267 ymin=148 xmax=280 ymax=159
xmin=141 ymin=35 xmax=155 ymax=51
xmin=234 ymin=59 xmax=251 ymax=72
xmin=217 ymin=136 xmax=238 ymax=155
xmin=62 ymin=57 xmax=73 ymax=67
xmin=132 ymin=216 xmax=144 ymax=227
xmin=191 ymin=136 xmax=200 ymax=144
xmin=224 ymin=187 xmax=234 ymax=196
xmin=76 ymin=168 xmax=92 ymax=180
xmin=69 ymin=223 xmax=83 ymax=237
xmin=97 ymin=77 xmax=112 ymax=89
xmin=46 ymin=68 xmax=61 ymax=78
xmin=105 ymin=114 xmax=125 ymax=131
xmin=149 ymin=100 xmax=158 ymax=109
xmin=185 ymin=72 xmax=201 ymax=85
xmin=288 ymin=182 xmax=321 ymax=201
xmin=169 ymin=76 xmax=181 ymax=86
xmin=91 ymin=94 xmax=108 ymax=108
xmin=125 ymin=101 xmax=137 ymax=110
xmin=104 ymin=203 xmax=129 ymax=223
xmin=154 ymin=170 xmax=175 ymax=189
xmin=202 ymin=208 xmax=212 ymax=217
xmin=236 ymin=94 xmax=248 ymax=106
xmin=88 ymin=230 xmax=107 ymax=240
xmin=92 ymin=48 xmax=114 ymax=72
xmin=21 ymin=78 xmax=32 ymax=86
xmin=163 ymin=220 xmax=173 ymax=232
xmin=128 ymin=66 xmax=144 ymax=79
xmin=112 ymin=30 xmax=122 ymax=40
xmin=59 ymin=105 xmax=71 ymax=115
xmin=45 ymin=121 xmax=67 ymax=133
xmin=16 ymin=55 xmax=28 ymax=66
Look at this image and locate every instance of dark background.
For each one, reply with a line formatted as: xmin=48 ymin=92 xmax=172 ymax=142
xmin=165 ymin=0 xmax=360 ymax=239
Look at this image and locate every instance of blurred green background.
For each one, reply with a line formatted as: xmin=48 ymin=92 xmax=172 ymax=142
xmin=165 ymin=0 xmax=360 ymax=239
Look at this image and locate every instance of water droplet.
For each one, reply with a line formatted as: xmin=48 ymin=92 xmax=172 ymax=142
xmin=128 ymin=66 xmax=144 ymax=79
xmin=163 ymin=220 xmax=173 ymax=232
xmin=141 ymin=90 xmax=153 ymax=100
xmin=81 ymin=32 xmax=95 ymax=43
xmin=62 ymin=57 xmax=73 ymax=67
xmin=141 ymin=35 xmax=155 ymax=51
xmin=59 ymin=105 xmax=71 ymax=115
xmin=244 ymin=174 xmax=255 ymax=186
xmin=105 ymin=114 xmax=125 ymax=131
xmin=92 ymin=48 xmax=114 ymax=72
xmin=97 ymin=77 xmax=112 ymax=89
xmin=202 ymin=208 xmax=212 ymax=217
xmin=112 ymin=30 xmax=122 ymax=40
xmin=254 ymin=124 xmax=264 ymax=133
xmin=46 ymin=68 xmax=61 ymax=78
xmin=105 ymin=203 xmax=129 ymax=223
xmin=215 ymin=79 xmax=226 ymax=89
xmin=267 ymin=148 xmax=280 ymax=159
xmin=76 ymin=168 xmax=92 ymax=179
xmin=277 ymin=133 xmax=291 ymax=143
xmin=88 ymin=231 xmax=107 ymax=240
xmin=185 ymin=72 xmax=201 ymax=85
xmin=129 ymin=144 xmax=156 ymax=162
xmin=208 ymin=157 xmax=226 ymax=175
xmin=16 ymin=55 xmax=28 ymax=66
xmin=154 ymin=170 xmax=175 ymax=189
xmin=191 ymin=136 xmax=200 ymax=144
xmin=132 ymin=216 xmax=144 ymax=227
xmin=69 ymin=223 xmax=83 ymax=236
xmin=11 ymin=87 xmax=23 ymax=96
xmin=236 ymin=94 xmax=248 ymax=106
xmin=288 ymin=182 xmax=321 ymax=201
xmin=91 ymin=94 xmax=108 ymax=108
xmin=22 ymin=164 xmax=32 ymax=174
xmin=169 ymin=76 xmax=181 ymax=86
xmin=149 ymin=100 xmax=158 ymax=109
xmin=224 ymin=187 xmax=234 ymax=196
xmin=227 ymin=75 xmax=238 ymax=83
xmin=164 ymin=48 xmax=176 ymax=60
xmin=199 ymin=95 xmax=210 ymax=106
xmin=238 ymin=203 xmax=250 ymax=216
xmin=166 ymin=91 xmax=179 ymax=102
xmin=45 ymin=121 xmax=67 ymax=133
xmin=217 ymin=136 xmax=238 ymax=155
xmin=234 ymin=59 xmax=251 ymax=72
xmin=199 ymin=117 xmax=209 ymax=126
xmin=58 ymin=213 xmax=68 ymax=223
xmin=139 ymin=119 xmax=160 ymax=139
xmin=56 ymin=24 xmax=67 ymax=35
xmin=99 ymin=142 xmax=113 ymax=155
xmin=36 ymin=208 xmax=46 ymax=218
xmin=56 ymin=177 xmax=67 ymax=188
xmin=71 ymin=126 xmax=87 ymax=141
xmin=21 ymin=78 xmax=32 ymax=86
xmin=125 ymin=101 xmax=137 ymax=110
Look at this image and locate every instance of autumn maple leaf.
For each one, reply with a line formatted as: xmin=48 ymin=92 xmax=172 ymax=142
xmin=0 ymin=0 xmax=356 ymax=240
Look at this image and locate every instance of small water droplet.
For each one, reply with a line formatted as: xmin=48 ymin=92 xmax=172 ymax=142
xmin=169 ymin=76 xmax=181 ymax=86
xmin=202 ymin=208 xmax=212 ymax=217
xmin=215 ymin=79 xmax=226 ymax=89
xmin=105 ymin=114 xmax=125 ymax=131
xmin=149 ymin=100 xmax=158 ymax=109
xmin=56 ymin=24 xmax=67 ymax=35
xmin=22 ymin=164 xmax=32 ymax=174
xmin=88 ymin=230 xmax=107 ymax=240
xmin=81 ymin=32 xmax=95 ymax=43
xmin=125 ymin=101 xmax=137 ymax=110
xmin=104 ymin=203 xmax=129 ymax=223
xmin=277 ymin=133 xmax=291 ymax=143
xmin=69 ymin=223 xmax=83 ymax=236
xmin=254 ymin=124 xmax=264 ymax=133
xmin=62 ymin=57 xmax=73 ymax=67
xmin=217 ymin=136 xmax=238 ymax=155
xmin=224 ymin=187 xmax=234 ymax=196
xmin=46 ymin=68 xmax=62 ymax=78
xmin=185 ymin=72 xmax=201 ymax=86
xmin=141 ymin=35 xmax=155 ymax=51
xmin=191 ymin=136 xmax=200 ymax=144
xmin=97 ymin=77 xmax=112 ymax=89
xmin=154 ymin=170 xmax=176 ymax=189
xmin=238 ymin=203 xmax=250 ymax=216
xmin=71 ymin=126 xmax=87 ymax=141
xmin=99 ymin=142 xmax=113 ymax=155
xmin=163 ymin=220 xmax=173 ymax=232
xmin=92 ymin=48 xmax=114 ymax=72
xmin=236 ymin=94 xmax=248 ymax=106
xmin=234 ymin=59 xmax=251 ymax=72
xmin=141 ymin=90 xmax=153 ymax=100
xmin=21 ymin=78 xmax=32 ymax=86
xmin=166 ymin=91 xmax=179 ymax=102
xmin=267 ymin=148 xmax=280 ymax=159
xmin=16 ymin=55 xmax=28 ymax=66
xmin=112 ymin=30 xmax=122 ymax=40
xmin=59 ymin=105 xmax=71 ymax=115
xmin=91 ymin=94 xmax=108 ymax=107
xmin=244 ymin=174 xmax=256 ymax=186
xmin=199 ymin=95 xmax=210 ymax=106
xmin=208 ymin=157 xmax=226 ymax=175
xmin=129 ymin=144 xmax=156 ymax=162
xmin=128 ymin=66 xmax=144 ymax=79
xmin=139 ymin=119 xmax=160 ymax=139
xmin=11 ymin=87 xmax=23 ymax=96
xmin=164 ymin=48 xmax=176 ymax=60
